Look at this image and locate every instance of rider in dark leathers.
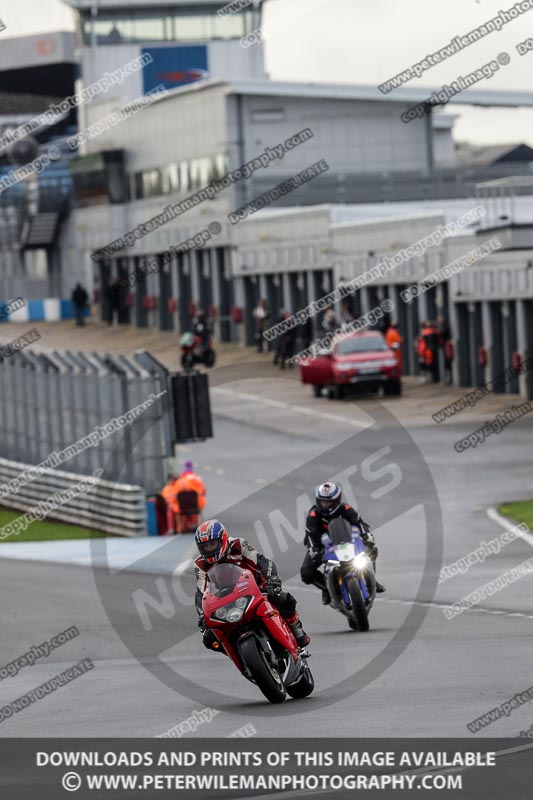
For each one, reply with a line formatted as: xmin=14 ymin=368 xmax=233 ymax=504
xmin=301 ymin=482 xmax=386 ymax=604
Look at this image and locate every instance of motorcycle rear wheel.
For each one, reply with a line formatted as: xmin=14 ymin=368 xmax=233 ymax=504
xmin=346 ymin=576 xmax=370 ymax=632
xmin=238 ymin=636 xmax=286 ymax=704
xmin=204 ymin=349 xmax=216 ymax=368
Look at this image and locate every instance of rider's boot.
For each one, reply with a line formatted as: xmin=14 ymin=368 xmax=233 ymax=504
xmin=286 ymin=613 xmax=311 ymax=647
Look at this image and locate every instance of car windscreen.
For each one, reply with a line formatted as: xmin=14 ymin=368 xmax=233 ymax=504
xmin=336 ymin=336 xmax=388 ymax=355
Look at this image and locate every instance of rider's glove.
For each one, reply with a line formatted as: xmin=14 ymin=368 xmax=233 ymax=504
xmin=265 ymin=575 xmax=283 ymax=597
xmin=197 ymin=613 xmax=206 ymax=631
xmin=358 ymin=521 xmax=374 ymax=543
xmin=307 ymin=546 xmax=321 ymax=559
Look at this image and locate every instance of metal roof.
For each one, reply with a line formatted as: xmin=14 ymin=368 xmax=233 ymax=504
xmin=148 ymin=77 xmax=533 ymax=110
xmin=63 ymin=0 xmax=261 ymax=8
xmin=245 ymin=200 xmax=484 ymax=230
xmin=454 ymin=143 xmax=533 ymax=168
xmin=226 ymin=80 xmax=533 ymax=108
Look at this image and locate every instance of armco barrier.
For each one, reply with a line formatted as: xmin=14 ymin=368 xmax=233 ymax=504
xmin=0 ymin=457 xmax=147 ymax=537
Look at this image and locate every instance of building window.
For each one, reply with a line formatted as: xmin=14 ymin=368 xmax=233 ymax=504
xmin=162 ymin=163 xmax=180 ymax=194
xmin=214 ymin=153 xmax=229 ymax=179
xmin=70 ymin=150 xmax=128 ymax=207
xmin=82 ymin=9 xmax=253 ymax=44
xmin=211 ymin=12 xmax=249 ymax=39
xmin=189 ymin=159 xmax=202 ymax=190
xmin=139 ymin=168 xmax=162 ymax=198
xmin=131 ymin=153 xmax=231 ymax=199
xmin=175 ymin=14 xmax=208 ymax=41
xmin=131 ymin=15 xmax=166 ymax=41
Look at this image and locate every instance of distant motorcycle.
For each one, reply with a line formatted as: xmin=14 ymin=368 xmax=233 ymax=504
xmin=180 ymin=332 xmax=216 ymax=369
xmin=322 ymin=517 xmax=376 ymax=631
xmin=202 ymin=562 xmax=314 ymax=704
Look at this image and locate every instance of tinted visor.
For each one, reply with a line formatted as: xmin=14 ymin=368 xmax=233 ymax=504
xmin=318 ymin=498 xmax=336 ymax=512
xmin=199 ymin=538 xmax=220 ymax=557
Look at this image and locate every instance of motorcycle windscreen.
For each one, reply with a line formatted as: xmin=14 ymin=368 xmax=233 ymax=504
xmin=327 ymin=517 xmax=353 ymax=545
xmin=206 ymin=562 xmax=246 ymax=598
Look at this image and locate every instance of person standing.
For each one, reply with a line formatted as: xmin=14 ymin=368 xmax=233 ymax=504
xmin=416 ymin=322 xmax=429 ymax=384
xmin=300 ymin=315 xmax=314 ymax=351
xmin=437 ymin=314 xmax=453 ymax=385
xmin=322 ymin=307 xmax=338 ymax=334
xmin=71 ymin=282 xmax=88 ymax=327
xmin=173 ymin=460 xmax=207 ymax=533
xmin=161 ymin=461 xmax=207 ymax=535
xmin=161 ymin=470 xmax=180 ymax=536
xmin=273 ymin=310 xmax=296 ymax=369
xmin=252 ymin=298 xmax=269 ymax=353
xmin=105 ymin=278 xmax=121 ymax=326
xmin=385 ymin=321 xmax=403 ymax=375
xmin=422 ymin=320 xmax=440 ymax=383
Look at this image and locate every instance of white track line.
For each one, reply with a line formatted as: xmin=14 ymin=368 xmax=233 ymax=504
xmin=487 ymin=507 xmax=533 ymax=547
xmin=285 ymin=584 xmax=533 ymax=621
xmin=212 ymin=387 xmax=371 ymax=428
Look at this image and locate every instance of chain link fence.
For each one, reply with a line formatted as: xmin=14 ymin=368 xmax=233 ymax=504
xmin=0 ymin=348 xmax=173 ymax=496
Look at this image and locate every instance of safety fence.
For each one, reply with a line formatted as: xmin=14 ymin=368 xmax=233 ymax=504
xmin=0 ymin=349 xmax=174 ymax=497
xmin=0 ymin=458 xmax=146 ymax=537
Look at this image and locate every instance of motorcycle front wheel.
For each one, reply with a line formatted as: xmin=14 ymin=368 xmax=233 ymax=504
xmin=346 ymin=576 xmax=370 ymax=632
xmin=286 ymin=662 xmax=314 ymax=699
xmin=181 ymin=353 xmax=194 ymax=369
xmin=238 ymin=636 xmax=286 ymax=704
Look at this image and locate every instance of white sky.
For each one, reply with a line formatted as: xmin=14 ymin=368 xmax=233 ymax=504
xmin=3 ymin=0 xmax=533 ymax=146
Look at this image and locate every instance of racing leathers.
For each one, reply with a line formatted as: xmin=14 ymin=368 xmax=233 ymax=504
xmin=195 ymin=537 xmax=309 ymax=648
xmin=300 ymin=503 xmax=383 ymax=599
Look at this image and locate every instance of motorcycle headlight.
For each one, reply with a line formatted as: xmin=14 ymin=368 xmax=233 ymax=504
xmin=226 ymin=607 xmax=244 ymax=623
xmin=213 ymin=596 xmax=251 ymax=622
xmin=353 ymin=553 xmax=371 ymax=570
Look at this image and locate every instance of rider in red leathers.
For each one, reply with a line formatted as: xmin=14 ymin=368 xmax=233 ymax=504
xmin=194 ymin=519 xmax=310 ymax=649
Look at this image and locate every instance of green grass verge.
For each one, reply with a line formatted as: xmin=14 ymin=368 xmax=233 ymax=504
xmin=498 ymin=500 xmax=533 ymax=530
xmin=0 ymin=507 xmax=110 ymax=542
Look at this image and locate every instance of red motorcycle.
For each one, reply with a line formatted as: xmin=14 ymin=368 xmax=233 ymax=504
xmin=202 ymin=563 xmax=314 ymax=704
xmin=180 ymin=332 xmax=216 ymax=369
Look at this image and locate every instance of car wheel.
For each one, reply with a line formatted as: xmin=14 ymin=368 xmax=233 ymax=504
xmin=384 ymin=379 xmax=402 ymax=396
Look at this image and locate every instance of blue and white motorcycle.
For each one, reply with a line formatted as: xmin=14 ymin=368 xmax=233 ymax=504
xmin=321 ymin=517 xmax=376 ymax=631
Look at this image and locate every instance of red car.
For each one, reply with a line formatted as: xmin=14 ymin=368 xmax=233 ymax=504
xmin=300 ymin=330 xmax=402 ymax=399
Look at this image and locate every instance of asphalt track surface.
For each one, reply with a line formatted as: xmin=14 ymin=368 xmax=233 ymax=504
xmin=1 ymin=378 xmax=533 ymax=740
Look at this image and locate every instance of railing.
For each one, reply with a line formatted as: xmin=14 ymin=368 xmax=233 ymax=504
xmin=0 ymin=349 xmax=173 ymax=497
xmin=0 ymin=457 xmax=146 ymax=537
xmin=245 ymin=164 xmax=533 ymax=207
